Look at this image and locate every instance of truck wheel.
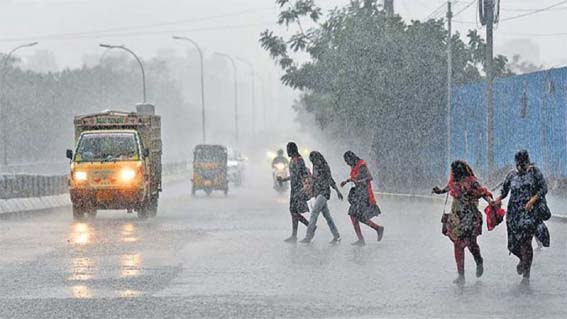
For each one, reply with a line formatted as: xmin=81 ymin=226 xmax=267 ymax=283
xmin=72 ymin=206 xmax=86 ymax=221
xmin=137 ymin=209 xmax=149 ymax=220
xmin=87 ymin=209 xmax=97 ymax=220
xmin=148 ymin=197 xmax=158 ymax=218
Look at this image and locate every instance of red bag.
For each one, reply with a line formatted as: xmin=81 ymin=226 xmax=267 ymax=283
xmin=485 ymin=204 xmax=506 ymax=231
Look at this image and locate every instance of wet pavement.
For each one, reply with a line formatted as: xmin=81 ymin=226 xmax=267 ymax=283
xmin=1 ymin=178 xmax=566 ymax=318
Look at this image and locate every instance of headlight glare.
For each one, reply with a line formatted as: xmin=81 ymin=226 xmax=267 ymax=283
xmin=74 ymin=171 xmax=88 ymax=181
xmin=120 ymin=169 xmax=136 ymax=182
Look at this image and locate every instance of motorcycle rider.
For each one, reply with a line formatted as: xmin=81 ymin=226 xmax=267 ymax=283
xmin=272 ymin=149 xmax=289 ymax=167
xmin=272 ymin=149 xmax=289 ymax=189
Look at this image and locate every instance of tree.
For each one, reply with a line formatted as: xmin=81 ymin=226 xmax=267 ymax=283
xmin=260 ymin=0 xmax=516 ymax=191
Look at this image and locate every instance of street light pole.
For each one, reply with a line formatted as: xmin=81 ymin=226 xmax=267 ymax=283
xmin=236 ymin=57 xmax=256 ymax=136
xmin=446 ymin=1 xmax=453 ymax=175
xmin=173 ymin=36 xmax=207 ymax=143
xmin=214 ymin=52 xmax=239 ymax=145
xmin=99 ymin=44 xmax=146 ymax=103
xmin=0 ymin=42 xmax=39 ymax=170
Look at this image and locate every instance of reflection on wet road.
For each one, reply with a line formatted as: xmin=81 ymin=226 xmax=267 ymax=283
xmin=0 ymin=180 xmax=566 ymax=318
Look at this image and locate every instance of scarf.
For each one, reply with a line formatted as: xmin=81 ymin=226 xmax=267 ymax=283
xmin=350 ymin=159 xmax=377 ymax=205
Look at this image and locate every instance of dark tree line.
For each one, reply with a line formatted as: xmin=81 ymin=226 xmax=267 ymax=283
xmin=0 ymin=55 xmax=192 ymax=171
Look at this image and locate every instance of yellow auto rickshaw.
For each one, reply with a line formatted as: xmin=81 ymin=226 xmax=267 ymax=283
xmin=191 ymin=144 xmax=229 ymax=196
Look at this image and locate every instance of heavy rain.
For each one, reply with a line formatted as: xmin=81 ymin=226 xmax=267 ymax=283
xmin=1 ymin=0 xmax=567 ymax=318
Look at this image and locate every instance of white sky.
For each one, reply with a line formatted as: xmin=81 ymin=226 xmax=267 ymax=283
xmin=0 ymin=0 xmax=565 ymax=69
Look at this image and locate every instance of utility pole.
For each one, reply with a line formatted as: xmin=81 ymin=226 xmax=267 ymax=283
xmin=384 ymin=0 xmax=394 ymax=16
xmin=479 ymin=0 xmax=498 ymax=174
xmin=446 ymin=1 xmax=453 ymax=174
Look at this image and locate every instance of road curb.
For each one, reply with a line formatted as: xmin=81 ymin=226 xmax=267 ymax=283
xmin=375 ymin=191 xmax=567 ymax=222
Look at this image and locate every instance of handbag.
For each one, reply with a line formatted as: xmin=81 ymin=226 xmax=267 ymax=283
xmin=535 ymin=221 xmax=550 ymax=247
xmin=441 ymin=193 xmax=449 ymax=236
xmin=534 ymin=197 xmax=552 ymax=221
xmin=528 ymin=167 xmax=551 ymax=221
xmin=484 ymin=204 xmax=505 ymax=231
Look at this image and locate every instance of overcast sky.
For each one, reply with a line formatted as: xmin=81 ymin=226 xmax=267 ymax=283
xmin=0 ymin=0 xmax=566 ymax=69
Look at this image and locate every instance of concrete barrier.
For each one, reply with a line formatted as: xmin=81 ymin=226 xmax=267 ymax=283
xmin=0 ymin=162 xmax=188 ymax=217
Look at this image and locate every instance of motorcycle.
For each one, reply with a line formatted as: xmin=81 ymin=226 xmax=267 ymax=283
xmin=272 ymin=162 xmax=289 ymax=193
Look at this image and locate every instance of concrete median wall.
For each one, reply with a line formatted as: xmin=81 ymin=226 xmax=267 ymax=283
xmin=0 ymin=161 xmax=190 ymax=217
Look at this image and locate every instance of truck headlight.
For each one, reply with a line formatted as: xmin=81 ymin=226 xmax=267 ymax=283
xmin=74 ymin=171 xmax=88 ymax=181
xmin=120 ymin=169 xmax=136 ymax=182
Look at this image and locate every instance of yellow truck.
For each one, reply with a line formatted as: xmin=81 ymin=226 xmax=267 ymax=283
xmin=66 ymin=104 xmax=162 ymax=220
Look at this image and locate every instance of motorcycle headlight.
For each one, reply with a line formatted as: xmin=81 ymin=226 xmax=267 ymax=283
xmin=74 ymin=171 xmax=88 ymax=181
xmin=120 ymin=169 xmax=136 ymax=182
xmin=275 ymin=163 xmax=286 ymax=170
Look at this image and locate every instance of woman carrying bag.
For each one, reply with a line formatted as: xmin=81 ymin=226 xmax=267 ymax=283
xmin=433 ymin=160 xmax=493 ymax=285
xmin=492 ymin=150 xmax=550 ymax=285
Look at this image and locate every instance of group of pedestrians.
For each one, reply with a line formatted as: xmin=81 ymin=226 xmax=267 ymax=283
xmin=278 ymin=142 xmax=384 ymax=246
xmin=279 ymin=142 xmax=549 ymax=286
xmin=433 ymin=150 xmax=549 ymax=286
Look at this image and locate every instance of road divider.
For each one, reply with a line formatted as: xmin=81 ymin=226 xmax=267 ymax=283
xmin=0 ymin=161 xmax=190 ymax=217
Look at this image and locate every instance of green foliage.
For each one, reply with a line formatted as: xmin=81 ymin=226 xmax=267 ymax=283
xmin=260 ymin=0 xmax=517 ymax=190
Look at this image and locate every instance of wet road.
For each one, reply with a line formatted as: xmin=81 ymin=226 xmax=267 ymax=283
xmin=1 ymin=178 xmax=566 ymax=318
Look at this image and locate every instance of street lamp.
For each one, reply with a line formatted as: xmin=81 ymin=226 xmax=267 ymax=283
xmin=173 ymin=35 xmax=207 ymax=143
xmin=235 ymin=57 xmax=257 ymax=136
xmin=213 ymin=52 xmax=239 ymax=145
xmin=1 ymin=42 xmax=39 ymax=170
xmin=99 ymin=44 xmax=146 ymax=103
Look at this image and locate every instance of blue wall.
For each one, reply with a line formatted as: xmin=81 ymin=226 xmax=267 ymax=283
xmin=451 ymin=67 xmax=567 ymax=178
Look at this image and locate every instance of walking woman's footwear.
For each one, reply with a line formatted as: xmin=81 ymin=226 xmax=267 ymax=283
xmin=284 ymin=236 xmax=297 ymax=243
xmin=329 ymin=236 xmax=341 ymax=245
xmin=376 ymin=226 xmax=384 ymax=242
xmin=299 ymin=237 xmax=312 ymax=244
xmin=453 ymin=274 xmax=465 ymax=285
xmin=516 ymin=262 xmax=524 ymax=275
xmin=476 ymin=262 xmax=484 ymax=278
xmin=520 ymin=277 xmax=530 ymax=286
xmin=351 ymin=239 xmax=366 ymax=246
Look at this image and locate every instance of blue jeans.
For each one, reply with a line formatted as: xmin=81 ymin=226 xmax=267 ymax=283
xmin=306 ymin=195 xmax=340 ymax=239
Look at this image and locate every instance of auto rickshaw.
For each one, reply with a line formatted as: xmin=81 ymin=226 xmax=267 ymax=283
xmin=191 ymin=144 xmax=229 ymax=196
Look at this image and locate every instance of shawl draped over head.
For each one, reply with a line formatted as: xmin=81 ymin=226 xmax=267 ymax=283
xmin=350 ymin=159 xmax=377 ymax=205
xmin=448 ymin=173 xmax=491 ymax=199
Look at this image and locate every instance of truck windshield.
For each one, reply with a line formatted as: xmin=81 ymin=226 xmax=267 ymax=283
xmin=76 ymin=133 xmax=140 ymax=162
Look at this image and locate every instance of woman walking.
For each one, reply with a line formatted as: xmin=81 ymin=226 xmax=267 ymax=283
xmin=492 ymin=150 xmax=548 ymax=285
xmin=278 ymin=142 xmax=311 ymax=243
xmin=300 ymin=151 xmax=343 ymax=244
xmin=341 ymin=151 xmax=384 ymax=246
xmin=433 ymin=160 xmax=492 ymax=285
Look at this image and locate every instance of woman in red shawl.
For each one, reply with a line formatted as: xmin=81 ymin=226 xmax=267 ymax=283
xmin=433 ymin=160 xmax=492 ymax=285
xmin=341 ymin=151 xmax=384 ymax=246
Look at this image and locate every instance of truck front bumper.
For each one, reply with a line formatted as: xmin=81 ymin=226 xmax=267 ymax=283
xmin=70 ymin=188 xmax=145 ymax=209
